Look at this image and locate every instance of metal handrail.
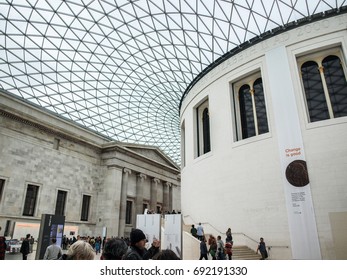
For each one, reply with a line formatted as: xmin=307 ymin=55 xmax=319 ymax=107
xmin=183 ymin=214 xmax=289 ymax=250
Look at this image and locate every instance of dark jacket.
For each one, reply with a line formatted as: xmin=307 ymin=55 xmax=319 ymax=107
xmin=122 ymin=245 xmax=159 ymax=260
xmin=0 ymin=236 xmax=6 ymax=260
xmin=200 ymin=241 xmax=208 ymax=255
xmin=20 ymin=238 xmax=30 ymax=256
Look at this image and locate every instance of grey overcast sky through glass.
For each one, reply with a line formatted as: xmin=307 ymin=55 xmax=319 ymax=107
xmin=0 ymin=0 xmax=343 ymax=164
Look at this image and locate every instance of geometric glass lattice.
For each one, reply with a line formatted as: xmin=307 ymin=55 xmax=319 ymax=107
xmin=0 ymin=0 xmax=345 ymax=164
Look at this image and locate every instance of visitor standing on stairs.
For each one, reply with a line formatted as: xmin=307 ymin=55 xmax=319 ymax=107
xmin=225 ymin=241 xmax=233 ymax=260
xmin=256 ymin=237 xmax=268 ymax=260
xmin=216 ymin=235 xmax=225 ymax=260
xmin=226 ymin=228 xmax=233 ymax=244
xmin=208 ymin=235 xmax=217 ymax=260
xmin=199 ymin=237 xmax=208 ymax=260
xmin=190 ymin=224 xmax=197 ymax=238
xmin=196 ymin=222 xmax=204 ymax=241
xmin=225 ymin=228 xmax=233 ymax=260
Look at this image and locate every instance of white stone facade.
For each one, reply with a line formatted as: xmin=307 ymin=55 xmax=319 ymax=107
xmin=180 ymin=13 xmax=347 ymax=259
xmin=0 ymin=90 xmax=180 ymax=239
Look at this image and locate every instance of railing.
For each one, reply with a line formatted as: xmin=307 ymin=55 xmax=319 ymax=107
xmin=183 ymin=214 xmax=290 ymax=259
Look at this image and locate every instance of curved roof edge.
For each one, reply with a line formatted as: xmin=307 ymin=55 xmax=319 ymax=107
xmin=179 ymin=7 xmax=347 ymax=113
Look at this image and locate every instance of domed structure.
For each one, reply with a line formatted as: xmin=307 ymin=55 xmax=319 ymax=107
xmin=180 ymin=10 xmax=347 ymax=259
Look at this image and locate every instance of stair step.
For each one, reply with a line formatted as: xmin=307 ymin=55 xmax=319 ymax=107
xmin=231 ymin=246 xmax=260 ymax=260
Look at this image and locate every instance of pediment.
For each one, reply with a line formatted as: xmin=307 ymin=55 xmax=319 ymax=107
xmin=123 ymin=144 xmax=179 ymax=169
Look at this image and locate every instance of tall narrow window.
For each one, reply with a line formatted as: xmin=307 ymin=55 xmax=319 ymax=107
xmin=4 ymin=220 xmax=11 ymax=236
xmin=55 ymin=190 xmax=67 ymax=216
xmin=196 ymin=99 xmax=211 ymax=156
xmin=322 ymin=55 xmax=347 ymax=118
xmin=299 ymin=48 xmax=347 ymax=122
xmin=301 ymin=61 xmax=329 ymax=122
xmin=202 ymin=108 xmax=211 ymax=153
xmin=0 ymin=179 xmax=5 ymax=203
xmin=181 ymin=121 xmax=186 ymax=168
xmin=23 ymin=184 xmax=39 ymax=216
xmin=239 ymin=84 xmax=255 ymax=139
xmin=233 ymin=74 xmax=269 ymax=141
xmin=126 ymin=200 xmax=133 ymax=224
xmin=80 ymin=195 xmax=91 ymax=221
xmin=253 ymin=78 xmax=269 ymax=135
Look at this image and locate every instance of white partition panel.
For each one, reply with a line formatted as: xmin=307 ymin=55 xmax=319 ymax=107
xmin=136 ymin=214 xmax=161 ymax=249
xmin=164 ymin=214 xmax=182 ymax=258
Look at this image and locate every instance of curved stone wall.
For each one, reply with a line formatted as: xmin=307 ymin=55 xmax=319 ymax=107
xmin=180 ymin=13 xmax=347 ymax=259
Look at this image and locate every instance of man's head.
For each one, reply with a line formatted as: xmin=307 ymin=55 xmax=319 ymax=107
xmin=26 ymin=233 xmax=30 ymax=239
xmin=130 ymin=228 xmax=147 ymax=249
xmin=51 ymin=238 xmax=57 ymax=244
xmin=101 ymin=238 xmax=128 ymax=260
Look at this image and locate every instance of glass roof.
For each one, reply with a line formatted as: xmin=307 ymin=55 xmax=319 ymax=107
xmin=0 ymin=0 xmax=344 ymax=164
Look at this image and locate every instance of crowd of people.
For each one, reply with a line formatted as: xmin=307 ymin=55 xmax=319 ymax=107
xmin=191 ymin=223 xmax=268 ymax=260
xmin=1 ymin=223 xmax=267 ymax=260
xmin=0 ymin=227 xmax=181 ymax=260
xmin=191 ymin=223 xmax=235 ymax=260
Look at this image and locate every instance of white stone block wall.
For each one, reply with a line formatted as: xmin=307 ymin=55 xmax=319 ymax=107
xmin=180 ymin=14 xmax=347 ymax=259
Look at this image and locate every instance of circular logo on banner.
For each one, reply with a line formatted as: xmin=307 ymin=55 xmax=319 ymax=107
xmin=285 ymin=160 xmax=309 ymax=187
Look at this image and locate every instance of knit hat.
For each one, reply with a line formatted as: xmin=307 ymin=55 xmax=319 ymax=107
xmin=130 ymin=229 xmax=146 ymax=244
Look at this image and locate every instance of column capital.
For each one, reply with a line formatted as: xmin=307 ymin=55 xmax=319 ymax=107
xmin=152 ymin=178 xmax=161 ymax=184
xmin=123 ymin=168 xmax=132 ymax=174
xmin=107 ymin=164 xmax=123 ymax=170
xmin=165 ymin=181 xmax=172 ymax=188
xmin=137 ymin=173 xmax=147 ymax=180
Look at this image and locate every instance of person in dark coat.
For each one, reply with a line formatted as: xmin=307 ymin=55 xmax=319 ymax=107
xmin=122 ymin=228 xmax=160 ymax=260
xmin=199 ymin=237 xmax=208 ymax=260
xmin=256 ymin=237 xmax=268 ymax=260
xmin=20 ymin=233 xmax=31 ymax=260
xmin=101 ymin=237 xmax=128 ymax=260
xmin=0 ymin=226 xmax=6 ymax=260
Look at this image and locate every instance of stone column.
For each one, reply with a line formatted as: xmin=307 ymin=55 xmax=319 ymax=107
xmin=169 ymin=184 xmax=174 ymax=212
xmin=135 ymin=173 xmax=147 ymax=215
xmin=150 ymin=178 xmax=160 ymax=212
xmin=163 ymin=181 xmax=171 ymax=213
xmin=118 ymin=168 xmax=131 ymax=238
xmin=98 ymin=165 xmax=123 ymax=237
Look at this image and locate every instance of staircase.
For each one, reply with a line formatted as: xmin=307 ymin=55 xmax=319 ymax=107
xmin=182 ymin=217 xmax=262 ymax=260
xmin=232 ymin=245 xmax=260 ymax=260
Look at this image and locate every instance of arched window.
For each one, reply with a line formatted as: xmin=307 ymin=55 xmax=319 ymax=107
xmin=196 ymin=99 xmax=211 ymax=157
xmin=300 ymin=50 xmax=347 ymax=122
xmin=322 ymin=55 xmax=347 ymax=118
xmin=301 ymin=60 xmax=329 ymax=122
xmin=233 ymin=74 xmax=269 ymax=141
xmin=253 ymin=78 xmax=269 ymax=135
xmin=202 ymin=108 xmax=211 ymax=154
xmin=239 ymin=84 xmax=255 ymax=139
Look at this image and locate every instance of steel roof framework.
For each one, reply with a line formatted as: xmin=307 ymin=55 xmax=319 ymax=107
xmin=0 ymin=0 xmax=344 ymax=164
